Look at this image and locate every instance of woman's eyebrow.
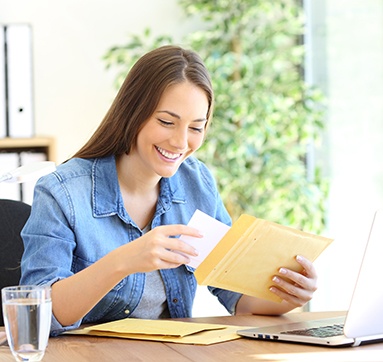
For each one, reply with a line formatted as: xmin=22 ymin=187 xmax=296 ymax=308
xmin=157 ymin=110 xmax=180 ymax=119
xmin=156 ymin=110 xmax=207 ymax=123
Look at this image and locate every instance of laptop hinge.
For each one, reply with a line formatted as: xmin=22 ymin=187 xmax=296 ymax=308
xmin=352 ymin=339 xmax=361 ymax=347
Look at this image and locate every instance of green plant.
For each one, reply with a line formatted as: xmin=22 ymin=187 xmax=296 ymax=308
xmin=103 ymin=0 xmax=328 ymax=233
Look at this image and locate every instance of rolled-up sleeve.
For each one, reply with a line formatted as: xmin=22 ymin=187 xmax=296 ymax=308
xmin=208 ymin=286 xmax=242 ymax=315
xmin=41 ymin=277 xmax=82 ymax=336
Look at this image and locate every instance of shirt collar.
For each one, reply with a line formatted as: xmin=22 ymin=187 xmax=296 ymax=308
xmin=92 ymin=156 xmax=123 ymax=217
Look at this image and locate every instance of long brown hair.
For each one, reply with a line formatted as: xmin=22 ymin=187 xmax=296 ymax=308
xmin=72 ymin=45 xmax=214 ymax=159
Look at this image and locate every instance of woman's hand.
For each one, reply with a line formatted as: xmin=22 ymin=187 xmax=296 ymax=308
xmin=51 ymin=224 xmax=201 ymax=327
xmin=269 ymin=255 xmax=318 ymax=308
xmin=120 ymin=225 xmax=201 ymax=273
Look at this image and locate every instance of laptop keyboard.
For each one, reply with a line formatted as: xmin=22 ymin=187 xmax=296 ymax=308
xmin=281 ymin=323 xmax=344 ymax=338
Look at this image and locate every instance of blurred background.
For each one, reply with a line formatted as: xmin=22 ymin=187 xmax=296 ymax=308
xmin=1 ymin=0 xmax=382 ymax=316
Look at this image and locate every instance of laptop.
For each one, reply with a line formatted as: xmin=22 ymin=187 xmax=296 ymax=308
xmin=237 ymin=210 xmax=383 ymax=347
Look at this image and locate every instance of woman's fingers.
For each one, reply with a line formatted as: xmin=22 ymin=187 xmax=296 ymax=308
xmin=125 ymin=224 xmax=202 ymax=271
xmin=153 ymin=224 xmax=201 ymax=257
xmin=270 ymin=255 xmax=318 ymax=307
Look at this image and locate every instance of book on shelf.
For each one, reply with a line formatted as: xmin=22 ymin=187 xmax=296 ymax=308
xmin=0 ymin=23 xmax=34 ymax=139
xmin=0 ymin=152 xmax=20 ymax=200
xmin=0 ymin=150 xmax=47 ymax=204
xmin=5 ymin=24 xmax=34 ymax=138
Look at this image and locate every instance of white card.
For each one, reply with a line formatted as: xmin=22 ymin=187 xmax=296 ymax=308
xmin=180 ymin=209 xmax=230 ymax=268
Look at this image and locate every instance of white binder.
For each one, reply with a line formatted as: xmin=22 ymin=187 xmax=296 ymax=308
xmin=0 ymin=25 xmax=6 ymax=138
xmin=0 ymin=152 xmax=21 ymax=200
xmin=20 ymin=151 xmax=47 ymax=204
xmin=5 ymin=24 xmax=34 ymax=138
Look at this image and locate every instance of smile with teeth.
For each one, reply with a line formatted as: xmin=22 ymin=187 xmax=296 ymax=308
xmin=155 ymin=146 xmax=182 ymax=160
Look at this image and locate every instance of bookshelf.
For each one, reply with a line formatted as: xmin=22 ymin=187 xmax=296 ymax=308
xmin=0 ymin=136 xmax=56 ymax=162
xmin=0 ymin=136 xmax=56 ymax=204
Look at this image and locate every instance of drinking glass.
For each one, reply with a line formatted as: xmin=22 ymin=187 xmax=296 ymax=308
xmin=1 ymin=285 xmax=52 ymax=362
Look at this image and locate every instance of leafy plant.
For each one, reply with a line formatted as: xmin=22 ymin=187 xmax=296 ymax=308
xmin=103 ymin=0 xmax=328 ymax=233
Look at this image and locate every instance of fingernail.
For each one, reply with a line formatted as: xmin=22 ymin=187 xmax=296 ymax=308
xmin=273 ymin=276 xmax=280 ymax=283
xmin=279 ymin=268 xmax=287 ymax=275
xmin=296 ymin=255 xmax=303 ymax=262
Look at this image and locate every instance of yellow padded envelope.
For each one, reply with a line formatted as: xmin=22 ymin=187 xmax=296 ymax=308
xmin=195 ymin=214 xmax=333 ymax=303
xmin=66 ymin=318 xmax=244 ymax=345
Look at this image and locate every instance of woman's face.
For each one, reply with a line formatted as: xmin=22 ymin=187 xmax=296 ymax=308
xmin=133 ymin=81 xmax=209 ymax=178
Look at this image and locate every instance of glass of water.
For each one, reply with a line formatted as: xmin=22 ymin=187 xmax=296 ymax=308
xmin=1 ymin=285 xmax=52 ymax=362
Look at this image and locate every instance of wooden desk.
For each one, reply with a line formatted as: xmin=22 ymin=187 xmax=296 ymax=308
xmin=1 ymin=311 xmax=383 ymax=361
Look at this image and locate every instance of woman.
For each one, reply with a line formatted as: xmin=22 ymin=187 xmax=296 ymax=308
xmin=20 ymin=45 xmax=317 ymax=336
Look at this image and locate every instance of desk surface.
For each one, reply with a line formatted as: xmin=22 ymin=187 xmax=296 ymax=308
xmin=1 ymin=311 xmax=383 ymax=361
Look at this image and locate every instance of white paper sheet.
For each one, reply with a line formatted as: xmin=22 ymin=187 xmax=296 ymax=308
xmin=180 ymin=209 xmax=230 ymax=268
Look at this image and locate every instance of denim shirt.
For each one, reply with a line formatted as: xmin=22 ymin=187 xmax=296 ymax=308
xmin=20 ymin=155 xmax=242 ymax=336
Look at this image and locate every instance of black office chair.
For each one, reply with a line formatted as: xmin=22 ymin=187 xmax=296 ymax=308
xmin=0 ymin=199 xmax=31 ymax=326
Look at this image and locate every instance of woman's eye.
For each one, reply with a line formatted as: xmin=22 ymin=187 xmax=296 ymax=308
xmin=190 ymin=127 xmax=203 ymax=133
xmin=158 ymin=119 xmax=173 ymax=126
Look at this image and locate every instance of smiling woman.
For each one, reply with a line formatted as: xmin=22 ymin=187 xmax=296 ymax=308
xmin=71 ymin=46 xmax=214 ymax=160
xmin=20 ymin=45 xmax=320 ymax=337
xmin=129 ymin=81 xmax=208 ymax=180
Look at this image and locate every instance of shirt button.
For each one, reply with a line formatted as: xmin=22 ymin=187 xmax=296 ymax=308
xmin=124 ymin=309 xmax=130 ymax=314
xmin=172 ymin=298 xmax=178 ymax=303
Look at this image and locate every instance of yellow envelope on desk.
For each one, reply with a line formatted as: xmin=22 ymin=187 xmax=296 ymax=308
xmin=66 ymin=318 xmax=243 ymax=345
xmin=194 ymin=213 xmax=333 ymax=303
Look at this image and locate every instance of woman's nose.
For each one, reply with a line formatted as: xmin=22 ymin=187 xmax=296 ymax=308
xmin=170 ymin=128 xmax=188 ymax=150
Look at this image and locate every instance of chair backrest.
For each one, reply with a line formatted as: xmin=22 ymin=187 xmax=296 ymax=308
xmin=0 ymin=199 xmax=31 ymax=326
